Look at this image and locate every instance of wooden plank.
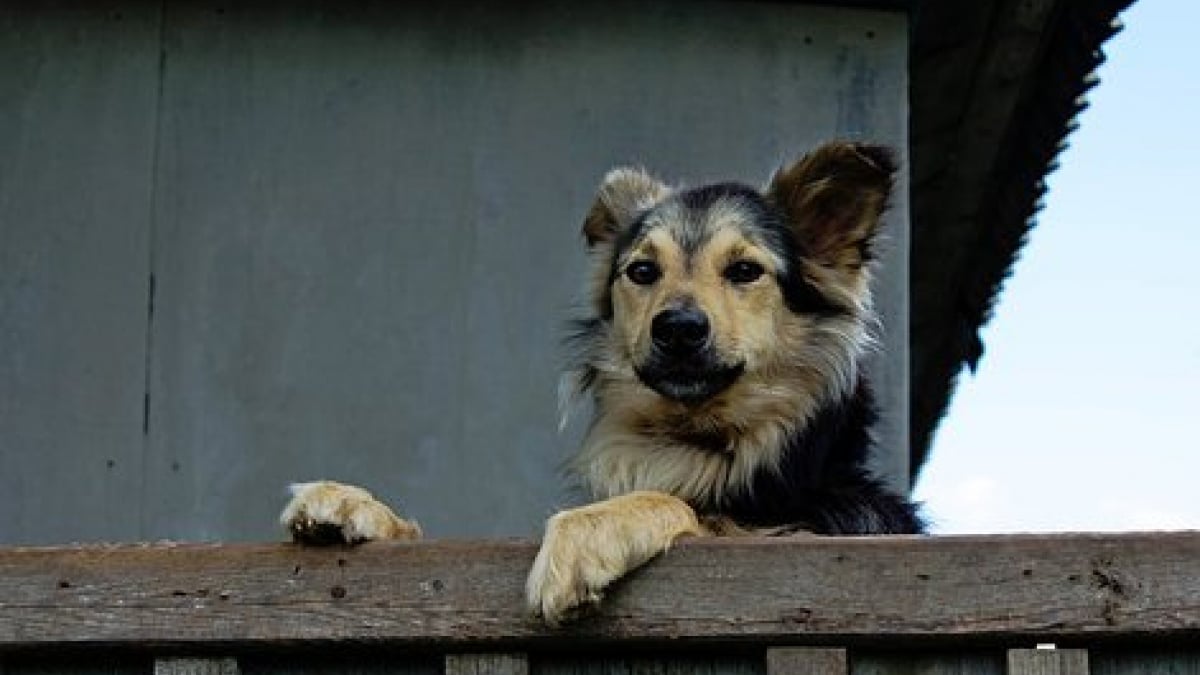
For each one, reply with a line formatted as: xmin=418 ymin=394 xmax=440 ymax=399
xmin=853 ymin=652 xmax=1004 ymax=675
xmin=535 ymin=656 xmax=762 ymax=675
xmin=0 ymin=533 xmax=1197 ymax=650
xmin=1090 ymin=649 xmax=1200 ymax=675
xmin=0 ymin=2 xmax=161 ymax=545
xmin=767 ymin=648 xmax=847 ymax=675
xmin=156 ymin=660 xmax=238 ymax=675
xmin=446 ymin=654 xmax=528 ymax=675
xmin=1008 ymin=651 xmax=1088 ymax=675
xmin=0 ymin=657 xmax=146 ymax=675
xmin=239 ymin=657 xmax=439 ymax=675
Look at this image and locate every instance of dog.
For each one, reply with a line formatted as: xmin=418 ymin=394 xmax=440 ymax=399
xmin=280 ymin=140 xmax=923 ymax=626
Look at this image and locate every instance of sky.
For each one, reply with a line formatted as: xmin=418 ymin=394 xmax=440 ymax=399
xmin=911 ymin=0 xmax=1200 ymax=533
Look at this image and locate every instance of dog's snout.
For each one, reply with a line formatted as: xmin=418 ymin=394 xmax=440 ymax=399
xmin=651 ymin=308 xmax=710 ymax=355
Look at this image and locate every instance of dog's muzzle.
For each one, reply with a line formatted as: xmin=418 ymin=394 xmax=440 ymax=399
xmin=637 ymin=308 xmax=744 ymax=404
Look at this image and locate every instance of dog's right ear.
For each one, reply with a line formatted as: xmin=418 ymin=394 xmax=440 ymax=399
xmin=582 ymin=168 xmax=670 ymax=247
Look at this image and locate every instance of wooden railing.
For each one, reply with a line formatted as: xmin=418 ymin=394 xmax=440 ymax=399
xmin=1 ymin=533 xmax=1197 ymax=674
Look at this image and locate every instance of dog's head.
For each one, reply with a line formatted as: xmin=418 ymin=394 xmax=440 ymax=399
xmin=572 ymin=141 xmax=895 ymax=420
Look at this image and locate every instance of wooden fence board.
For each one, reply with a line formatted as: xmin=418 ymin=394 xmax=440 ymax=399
xmin=239 ymin=657 xmax=439 ymax=675
xmin=1008 ymin=651 xmax=1089 ymax=675
xmin=767 ymin=648 xmax=847 ymax=675
xmin=0 ymin=659 xmax=145 ymax=675
xmin=1091 ymin=650 xmax=1200 ymax=675
xmin=155 ymin=661 xmax=238 ymax=675
xmin=0 ymin=533 xmax=1197 ymax=650
xmin=446 ymin=655 xmax=528 ymax=675
xmin=534 ymin=656 xmax=761 ymax=675
xmin=853 ymin=652 xmax=1005 ymax=675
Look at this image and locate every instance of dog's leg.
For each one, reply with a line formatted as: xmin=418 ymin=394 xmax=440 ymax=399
xmin=280 ymin=480 xmax=421 ymax=545
xmin=526 ymin=490 xmax=702 ymax=625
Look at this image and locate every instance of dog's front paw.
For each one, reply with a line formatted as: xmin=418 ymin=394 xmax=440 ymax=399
xmin=280 ymin=480 xmax=421 ymax=545
xmin=526 ymin=509 xmax=620 ymax=626
xmin=526 ymin=492 xmax=700 ymax=626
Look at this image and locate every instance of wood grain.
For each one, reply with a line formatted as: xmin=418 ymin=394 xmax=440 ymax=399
xmin=0 ymin=533 xmax=1197 ymax=651
xmin=445 ymin=654 xmax=528 ymax=675
xmin=766 ymin=648 xmax=846 ymax=675
xmin=155 ymin=659 xmax=239 ymax=675
xmin=1007 ymin=650 xmax=1088 ymax=675
xmin=534 ymin=654 xmax=762 ymax=675
xmin=853 ymin=651 xmax=1005 ymax=675
xmin=1090 ymin=649 xmax=1200 ymax=675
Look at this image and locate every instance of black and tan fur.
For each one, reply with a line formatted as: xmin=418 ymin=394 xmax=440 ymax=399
xmin=281 ymin=141 xmax=923 ymax=626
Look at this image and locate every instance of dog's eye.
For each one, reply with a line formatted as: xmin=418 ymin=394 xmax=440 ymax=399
xmin=626 ymin=261 xmax=661 ymax=285
xmin=724 ymin=260 xmax=765 ymax=284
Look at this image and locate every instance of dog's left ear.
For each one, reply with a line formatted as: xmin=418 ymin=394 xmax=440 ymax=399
xmin=582 ymin=168 xmax=671 ymax=247
xmin=767 ymin=142 xmax=896 ymax=269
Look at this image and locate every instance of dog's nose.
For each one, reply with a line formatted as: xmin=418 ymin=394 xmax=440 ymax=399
xmin=651 ymin=308 xmax=710 ymax=355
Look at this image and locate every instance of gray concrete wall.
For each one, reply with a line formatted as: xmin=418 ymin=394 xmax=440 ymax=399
xmin=0 ymin=4 xmax=163 ymax=543
xmin=0 ymin=1 xmax=908 ymax=544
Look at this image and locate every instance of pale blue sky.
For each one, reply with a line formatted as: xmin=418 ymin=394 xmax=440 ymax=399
xmin=912 ymin=0 xmax=1200 ymax=533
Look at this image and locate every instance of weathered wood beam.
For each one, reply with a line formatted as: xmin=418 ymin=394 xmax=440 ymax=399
xmin=0 ymin=533 xmax=1197 ymax=652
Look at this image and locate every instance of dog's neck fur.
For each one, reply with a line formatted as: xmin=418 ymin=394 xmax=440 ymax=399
xmin=570 ymin=344 xmax=866 ymax=509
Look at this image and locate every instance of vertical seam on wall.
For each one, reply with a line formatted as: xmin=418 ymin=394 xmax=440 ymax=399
xmin=139 ymin=0 xmax=168 ymax=539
